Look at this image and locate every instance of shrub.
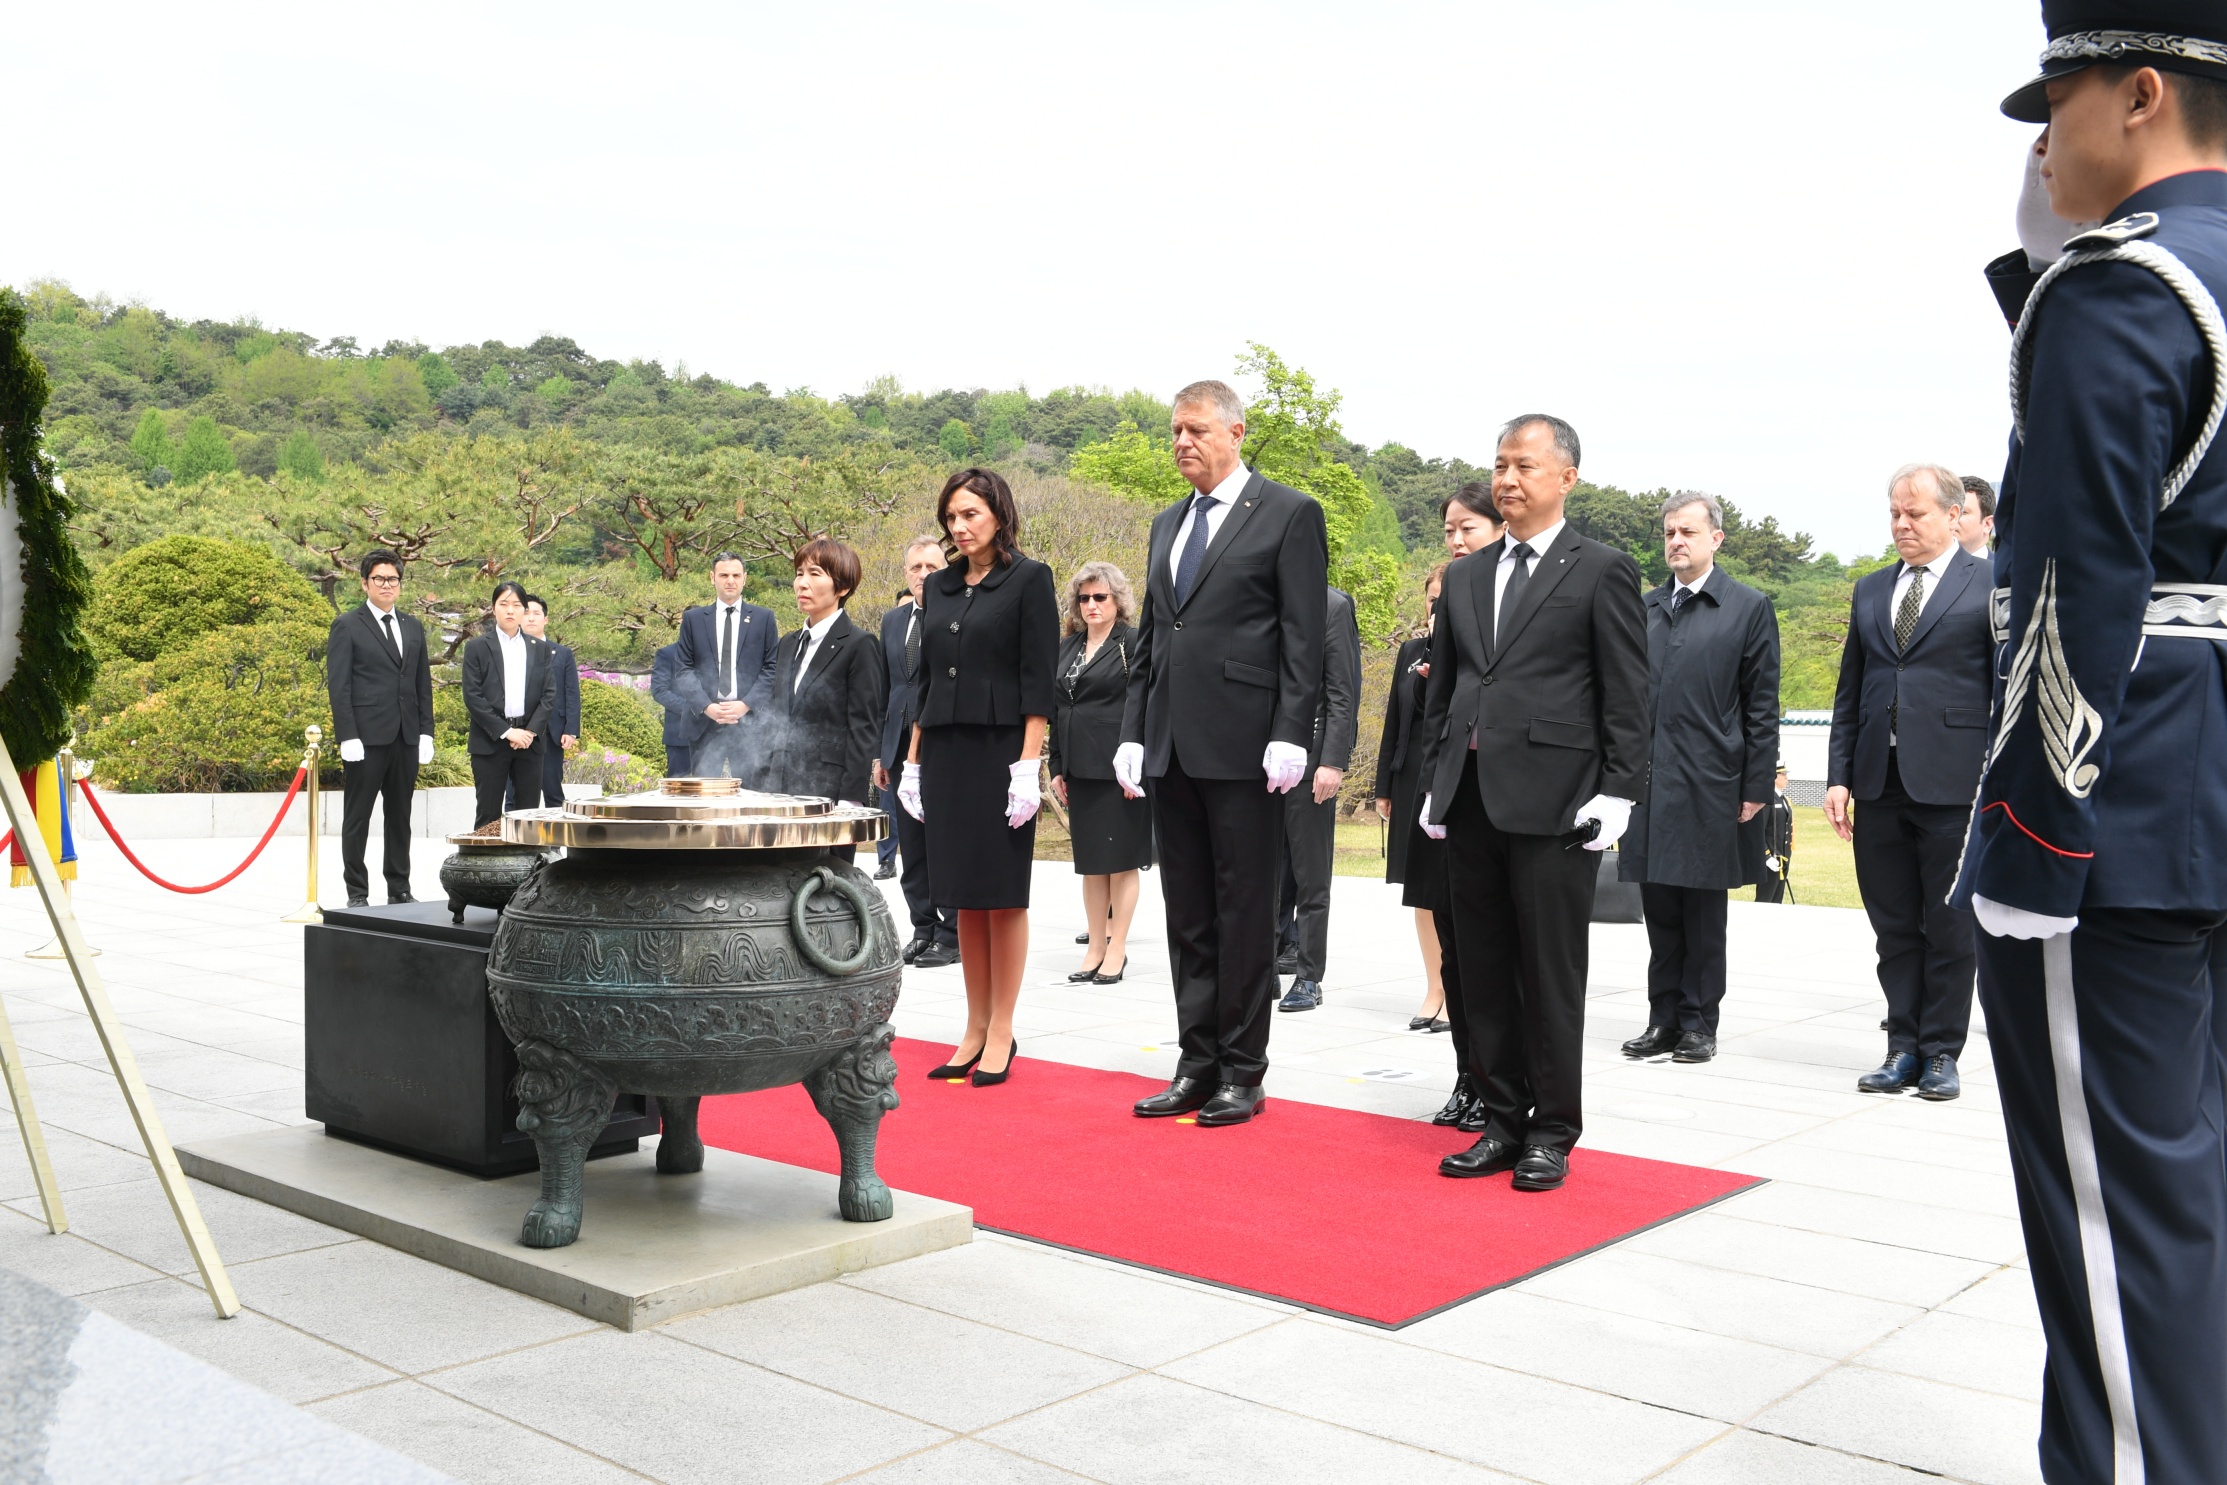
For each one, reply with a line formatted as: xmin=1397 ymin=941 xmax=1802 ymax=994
xmin=82 ymin=619 xmax=332 ymax=792
xmin=577 ymin=678 xmax=665 ymax=773
xmin=86 ymin=534 xmax=329 ymax=662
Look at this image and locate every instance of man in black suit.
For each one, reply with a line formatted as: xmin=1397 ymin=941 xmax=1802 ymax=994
xmin=672 ymin=552 xmax=778 ymax=782
xmin=1419 ymin=414 xmax=1650 ymax=1190
xmin=874 ymin=537 xmax=958 ymax=966
xmin=1274 ymin=585 xmax=1361 ymax=1012
xmin=1117 ymin=379 xmax=1328 ymax=1126
xmin=520 ymin=595 xmax=579 ymax=806
xmin=325 ymin=550 xmax=435 ymax=908
xmin=1827 ymin=463 xmax=1992 ymax=1100
xmin=461 ymin=581 xmax=557 ymax=828
xmin=649 ymin=641 xmax=698 ymax=777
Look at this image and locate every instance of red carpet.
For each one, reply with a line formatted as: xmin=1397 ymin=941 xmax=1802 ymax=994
xmin=699 ymin=1038 xmax=1762 ymax=1327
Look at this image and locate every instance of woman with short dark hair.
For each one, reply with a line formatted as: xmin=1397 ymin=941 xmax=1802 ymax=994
xmin=461 ymin=580 xmax=556 ymax=826
xmin=899 ymin=468 xmax=1059 ymax=1087
xmin=1048 ymin=561 xmax=1150 ymax=982
xmin=762 ymin=536 xmax=886 ymax=865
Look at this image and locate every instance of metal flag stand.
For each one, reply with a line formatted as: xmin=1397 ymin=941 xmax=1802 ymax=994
xmin=0 ymin=732 xmax=239 ymax=1318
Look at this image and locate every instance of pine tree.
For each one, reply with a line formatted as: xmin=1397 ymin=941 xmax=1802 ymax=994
xmin=129 ymin=408 xmax=173 ymax=476
xmin=172 ymin=415 xmax=236 ymax=483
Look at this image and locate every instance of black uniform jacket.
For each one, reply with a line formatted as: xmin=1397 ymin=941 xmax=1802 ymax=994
xmin=1311 ymin=587 xmax=1362 ymax=773
xmin=326 ymin=602 xmax=434 ymax=748
xmin=1048 ymin=623 xmax=1137 ymax=782
xmin=912 ymin=555 xmax=1059 ymax=731
xmin=1420 ymin=528 xmax=1651 ymax=836
xmin=461 ymin=629 xmax=557 ymax=756
xmin=1120 ymin=471 xmax=1329 ymax=780
xmin=1371 ymin=633 xmax=1430 ymax=799
xmin=673 ymin=600 xmax=779 ymax=746
xmin=1620 ymin=566 xmax=1781 ymax=890
xmin=878 ymin=601 xmax=922 ymax=771
xmin=761 ymin=610 xmax=887 ymax=805
xmin=1827 ymin=548 xmax=1992 ymax=807
xmin=542 ymin=643 xmax=581 ymax=745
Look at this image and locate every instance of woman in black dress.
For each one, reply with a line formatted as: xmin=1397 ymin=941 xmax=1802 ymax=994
xmin=1048 ymin=561 xmax=1151 ymax=982
xmin=1374 ymin=562 xmax=1448 ymax=1029
xmin=762 ymin=537 xmax=886 ymax=865
xmin=897 ymin=468 xmax=1059 ymax=1087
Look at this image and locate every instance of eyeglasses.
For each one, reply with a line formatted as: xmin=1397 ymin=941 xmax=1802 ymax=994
xmin=367 ymin=574 xmax=401 ymax=586
xmin=1076 ymin=593 xmax=1112 ymax=606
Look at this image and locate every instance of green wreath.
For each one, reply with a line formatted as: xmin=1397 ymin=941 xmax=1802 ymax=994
xmin=0 ymin=287 xmax=96 ymax=764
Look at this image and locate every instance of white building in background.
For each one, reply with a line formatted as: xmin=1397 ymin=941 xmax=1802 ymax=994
xmin=1779 ymin=710 xmax=1830 ymax=806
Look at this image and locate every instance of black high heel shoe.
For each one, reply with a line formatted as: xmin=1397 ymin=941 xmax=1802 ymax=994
xmin=926 ymin=1043 xmax=985 ymax=1080
xmin=971 ymin=1039 xmax=1018 ymax=1087
xmin=1092 ymin=960 xmax=1126 ymax=984
xmin=1068 ymin=961 xmax=1106 ymax=981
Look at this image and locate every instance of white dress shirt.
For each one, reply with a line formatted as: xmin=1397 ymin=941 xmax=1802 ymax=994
xmin=1890 ymin=544 xmax=1958 ymax=622
xmin=792 ymin=612 xmax=839 ymax=692
xmin=713 ymin=599 xmax=749 ymax=699
xmin=1166 ymin=462 xmax=1253 ymax=588
xmin=367 ymin=597 xmax=403 ymax=658
xmin=1492 ymin=518 xmax=1566 ymax=623
xmin=497 ymin=627 xmax=528 ymax=718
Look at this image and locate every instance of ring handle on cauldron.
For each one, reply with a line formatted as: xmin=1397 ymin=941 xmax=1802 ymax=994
xmin=789 ymin=866 xmax=878 ymax=975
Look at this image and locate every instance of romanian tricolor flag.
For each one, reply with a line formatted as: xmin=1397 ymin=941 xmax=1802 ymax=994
xmin=9 ymin=760 xmax=78 ymax=889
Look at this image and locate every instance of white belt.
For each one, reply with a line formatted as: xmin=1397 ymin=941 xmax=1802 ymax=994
xmin=1991 ymin=583 xmax=2227 ymax=644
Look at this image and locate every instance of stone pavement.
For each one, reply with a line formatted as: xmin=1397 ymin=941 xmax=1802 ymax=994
xmin=0 ymin=831 xmax=2041 ymax=1485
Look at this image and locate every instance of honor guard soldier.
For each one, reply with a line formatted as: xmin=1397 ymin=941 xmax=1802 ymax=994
xmin=1956 ymin=8 xmax=2227 ymax=1481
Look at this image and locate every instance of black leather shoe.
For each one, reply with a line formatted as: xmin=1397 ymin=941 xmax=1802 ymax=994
xmin=1278 ymin=979 xmax=1322 ymax=1012
xmin=1672 ymin=1032 xmax=1717 ymax=1063
xmin=1621 ymin=1025 xmax=1681 ymax=1059
xmin=1439 ymin=1136 xmax=1519 ymax=1179
xmin=1858 ymin=1051 xmax=1921 ymax=1094
xmin=1275 ymin=947 xmax=1301 ymax=976
xmin=901 ymin=937 xmax=928 ymax=964
xmin=1431 ymin=1078 xmax=1477 ymax=1127
xmin=1917 ymin=1053 xmax=1961 ymax=1101
xmin=1194 ymin=1083 xmax=1266 ymax=1126
xmin=912 ymin=942 xmax=959 ymax=968
xmin=1457 ymin=1100 xmax=1492 ymax=1134
xmin=1134 ymin=1076 xmax=1213 ymax=1117
xmin=1512 ymin=1145 xmax=1568 ymax=1192
xmin=1879 ymin=1017 xmax=1891 ymax=1031
xmin=346 ymin=895 xmax=371 ymax=908
xmin=873 ymin=861 xmax=897 ymax=880
xmin=387 ymin=891 xmax=416 ymax=905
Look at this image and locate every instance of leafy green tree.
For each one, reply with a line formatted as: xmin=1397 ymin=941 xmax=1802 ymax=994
xmin=537 ymin=374 xmax=573 ymax=408
xmin=1067 ymin=420 xmax=1189 ymax=506
xmin=130 ymin=408 xmax=173 ymax=475
xmin=416 ymin=353 xmax=458 ymax=397
xmin=1235 ymin=344 xmax=1400 ymax=640
xmin=278 ymin=429 xmax=324 ymax=481
xmin=937 ymin=417 xmax=973 ymax=461
xmin=172 ymin=414 xmax=236 ymax=483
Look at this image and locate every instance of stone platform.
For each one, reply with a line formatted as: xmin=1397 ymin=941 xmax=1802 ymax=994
xmin=177 ymin=1126 xmax=971 ymax=1330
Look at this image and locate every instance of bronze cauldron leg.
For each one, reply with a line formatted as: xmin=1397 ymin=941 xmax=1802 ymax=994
xmin=512 ymin=1039 xmax=617 ymax=1249
xmin=803 ymin=1023 xmax=900 ymax=1222
xmin=655 ymin=1095 xmax=704 ymax=1174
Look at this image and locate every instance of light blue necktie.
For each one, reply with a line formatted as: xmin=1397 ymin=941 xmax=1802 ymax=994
xmin=1173 ymin=495 xmax=1219 ymax=606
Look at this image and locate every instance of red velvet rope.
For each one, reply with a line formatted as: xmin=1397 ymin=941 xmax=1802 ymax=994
xmin=74 ymin=769 xmax=307 ymax=893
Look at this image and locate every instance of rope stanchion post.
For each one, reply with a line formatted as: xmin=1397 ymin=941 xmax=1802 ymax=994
xmin=281 ymin=725 xmax=323 ymax=924
xmin=25 ymin=738 xmax=96 ymax=960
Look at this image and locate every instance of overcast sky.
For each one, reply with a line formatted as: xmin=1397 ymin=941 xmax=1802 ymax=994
xmin=6 ymin=1 xmax=2050 ymax=559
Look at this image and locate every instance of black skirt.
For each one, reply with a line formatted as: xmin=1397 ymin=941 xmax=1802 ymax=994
xmin=1065 ymin=776 xmax=1153 ymax=874
xmin=920 ymin=723 xmax=1036 ymax=910
xmin=1394 ymin=749 xmax=1449 ymax=914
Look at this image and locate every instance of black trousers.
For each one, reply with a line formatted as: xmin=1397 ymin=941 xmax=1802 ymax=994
xmin=1152 ymin=746 xmax=1284 ymax=1087
xmin=1444 ymin=754 xmax=1598 ymax=1153
xmin=505 ymin=736 xmax=568 ymax=812
xmin=471 ymin=732 xmax=543 ymax=828
xmin=1979 ymin=909 xmax=2227 ymax=1485
xmin=1274 ymin=786 xmax=1337 ymax=981
xmin=1640 ymin=884 xmax=1728 ymax=1034
xmin=890 ymin=794 xmax=956 ymax=948
xmin=666 ymin=742 xmax=691 ymax=777
xmin=1853 ymin=751 xmax=1975 ymax=1058
xmin=340 ymin=740 xmax=418 ymax=901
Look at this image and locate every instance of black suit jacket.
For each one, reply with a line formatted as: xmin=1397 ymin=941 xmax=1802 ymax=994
xmin=673 ymin=600 xmax=778 ymax=746
xmin=1048 ymin=624 xmax=1137 ymax=782
xmin=650 ymin=641 xmax=701 ymax=749
xmin=879 ymin=600 xmax=922 ymax=770
xmin=1421 ymin=527 xmax=1651 ymax=835
xmin=325 ymin=602 xmax=433 ymax=748
xmin=1312 ymin=587 xmax=1362 ymax=772
xmin=1372 ymin=634 xmax=1430 ymax=798
xmin=762 ymin=611 xmax=887 ymax=804
xmin=1121 ymin=471 xmax=1329 ymax=779
xmin=913 ymin=556 xmax=1060 ymax=731
xmin=1827 ymin=548 xmax=1994 ymax=805
xmin=461 ymin=629 xmax=557 ymax=756
xmin=541 ymin=642 xmax=581 ymax=744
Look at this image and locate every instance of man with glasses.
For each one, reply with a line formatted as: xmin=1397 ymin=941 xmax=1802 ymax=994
xmin=326 ymin=550 xmax=435 ymax=907
xmin=673 ymin=552 xmax=778 ymax=782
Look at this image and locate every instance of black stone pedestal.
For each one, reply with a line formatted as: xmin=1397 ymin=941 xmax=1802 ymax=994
xmin=305 ymin=902 xmax=658 ymax=1177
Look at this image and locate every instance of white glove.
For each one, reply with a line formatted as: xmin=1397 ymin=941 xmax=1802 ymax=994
xmin=419 ymin=734 xmax=436 ymax=766
xmin=1113 ymin=741 xmax=1145 ymax=799
xmin=1573 ymin=794 xmax=1632 ymax=852
xmin=2016 ymin=133 xmax=2099 ymax=269
xmin=1973 ymin=894 xmax=2078 ymax=941
xmin=1006 ymin=760 xmax=1042 ymax=829
xmin=1264 ymin=741 xmax=1307 ymax=794
xmin=338 ymin=738 xmax=366 ymax=764
xmin=898 ymin=762 xmax=924 ymax=821
xmin=1418 ymin=793 xmax=1447 ymax=841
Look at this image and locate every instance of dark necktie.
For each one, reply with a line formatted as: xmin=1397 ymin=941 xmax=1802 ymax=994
xmin=1492 ymin=542 xmax=1535 ymax=656
xmin=380 ymin=612 xmax=400 ymax=659
xmin=1173 ymin=495 xmax=1219 ymax=606
xmin=793 ymin=630 xmax=810 ymax=692
xmin=1895 ymin=567 xmax=1927 ymax=652
xmin=1672 ymin=585 xmax=1692 ymax=617
xmin=720 ymin=607 xmax=737 ymax=698
xmin=903 ymin=611 xmax=920 ymax=680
